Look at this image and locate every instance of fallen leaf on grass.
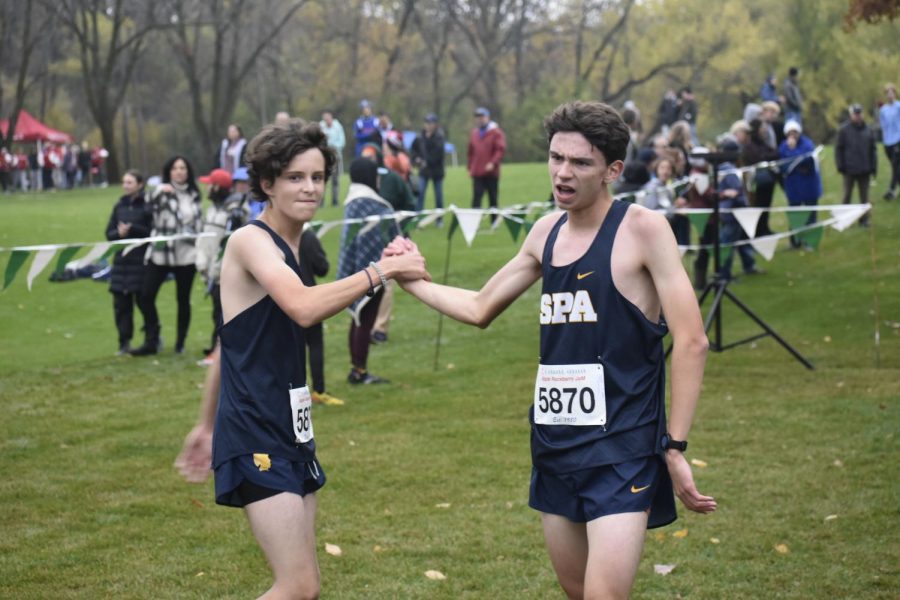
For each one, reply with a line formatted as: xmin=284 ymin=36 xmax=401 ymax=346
xmin=672 ymin=529 xmax=688 ymax=539
xmin=373 ymin=545 xmax=384 ymax=553
xmin=325 ymin=543 xmax=342 ymax=556
xmin=833 ymin=459 xmax=844 ymax=468
xmin=505 ymin=501 xmax=513 ymax=509
xmin=774 ymin=543 xmax=790 ymax=554
xmin=424 ymin=570 xmax=446 ymax=580
xmin=654 ymin=564 xmax=676 ymax=576
xmin=824 ymin=514 xmax=838 ymax=522
xmin=654 ymin=531 xmax=666 ymax=543
xmin=196 ymin=572 xmax=205 ymax=577
xmin=823 ymin=336 xmax=832 ymax=343
xmin=435 ymin=503 xmax=451 ymax=509
xmin=190 ymin=498 xmax=205 ymax=509
xmin=709 ymin=537 xmax=720 ymax=544
xmin=446 ymin=363 xmax=455 ymax=370
xmin=691 ymin=458 xmax=708 ymax=468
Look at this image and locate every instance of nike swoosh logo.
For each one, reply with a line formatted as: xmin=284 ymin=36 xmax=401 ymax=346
xmin=576 ymin=271 xmax=595 ymax=280
xmin=630 ymin=484 xmax=650 ymax=494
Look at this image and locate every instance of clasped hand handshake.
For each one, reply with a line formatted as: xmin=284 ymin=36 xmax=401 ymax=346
xmin=380 ymin=236 xmax=431 ymax=285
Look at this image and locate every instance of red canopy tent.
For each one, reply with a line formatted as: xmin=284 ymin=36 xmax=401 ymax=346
xmin=0 ymin=110 xmax=73 ymax=144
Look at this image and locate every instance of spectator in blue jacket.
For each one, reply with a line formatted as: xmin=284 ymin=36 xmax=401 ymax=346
xmin=716 ymin=141 xmax=760 ymax=280
xmin=779 ymin=121 xmax=822 ymax=249
xmin=353 ymin=99 xmax=380 ymax=157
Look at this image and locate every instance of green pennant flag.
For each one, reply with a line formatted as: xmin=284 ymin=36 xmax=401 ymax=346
xmin=447 ymin=214 xmax=459 ymax=240
xmin=523 ymin=219 xmax=535 ymax=234
xmin=620 ymin=193 xmax=636 ymax=204
xmin=101 ymin=242 xmax=127 ymax=260
xmin=307 ymin=221 xmax=323 ymax=234
xmin=54 ymin=246 xmax=81 ymax=274
xmin=342 ymin=222 xmax=362 ymax=250
xmin=720 ymin=244 xmax=734 ymax=265
xmin=379 ymin=218 xmax=394 ymax=244
xmin=504 ymin=218 xmax=522 ymax=243
xmin=401 ymin=215 xmax=421 ymax=235
xmin=4 ymin=250 xmax=30 ymax=290
xmin=798 ymin=225 xmax=824 ymax=250
xmin=687 ymin=212 xmax=711 ymax=235
xmin=673 ymin=182 xmax=690 ymax=197
xmin=786 ymin=210 xmax=811 ymax=232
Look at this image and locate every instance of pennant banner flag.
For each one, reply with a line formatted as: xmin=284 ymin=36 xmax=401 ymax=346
xmin=54 ymin=246 xmax=80 ymax=274
xmin=0 ymin=198 xmax=870 ymax=291
xmin=786 ymin=210 xmax=812 ymax=232
xmin=315 ymin=220 xmax=342 ymax=240
xmin=341 ymin=222 xmax=362 ymax=250
xmin=454 ymin=209 xmax=484 ymax=247
xmin=733 ymin=208 xmax=764 ymax=239
xmin=101 ymin=242 xmax=128 ymax=261
xmin=28 ymin=249 xmax=56 ymax=290
xmin=4 ymin=250 xmax=30 ymax=290
xmin=829 ymin=205 xmax=869 ymax=231
xmin=504 ymin=217 xmax=522 ymax=243
xmin=798 ymin=226 xmax=824 ymax=250
xmin=687 ymin=212 xmax=711 ymax=235
xmin=358 ymin=216 xmax=381 ymax=237
xmin=417 ymin=211 xmax=444 ymax=229
xmin=76 ymin=242 xmax=111 ymax=269
xmin=749 ymin=235 xmax=779 ymax=261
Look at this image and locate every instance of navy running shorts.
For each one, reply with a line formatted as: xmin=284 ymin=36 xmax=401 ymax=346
xmin=214 ymin=453 xmax=326 ymax=508
xmin=529 ymin=455 xmax=676 ymax=528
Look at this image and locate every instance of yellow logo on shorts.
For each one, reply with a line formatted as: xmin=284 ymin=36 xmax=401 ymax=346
xmin=253 ymin=453 xmax=272 ymax=472
xmin=630 ymin=484 xmax=650 ymax=493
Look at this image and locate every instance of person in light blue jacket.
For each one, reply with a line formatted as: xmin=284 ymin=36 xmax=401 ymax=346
xmin=320 ymin=110 xmax=346 ymax=206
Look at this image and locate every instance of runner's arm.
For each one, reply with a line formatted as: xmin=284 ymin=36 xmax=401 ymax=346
xmin=399 ymin=216 xmax=552 ymax=327
xmin=641 ymin=210 xmax=716 ymax=514
xmin=229 ymin=225 xmax=428 ymax=328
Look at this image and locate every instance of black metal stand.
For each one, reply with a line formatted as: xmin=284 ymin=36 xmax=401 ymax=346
xmin=669 ymin=153 xmax=814 ymax=370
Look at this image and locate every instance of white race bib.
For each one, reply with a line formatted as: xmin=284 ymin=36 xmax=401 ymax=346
xmin=533 ymin=363 xmax=606 ymax=426
xmin=289 ymin=385 xmax=314 ymax=444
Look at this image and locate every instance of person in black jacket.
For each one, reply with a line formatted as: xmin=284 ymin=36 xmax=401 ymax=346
xmin=743 ymin=118 xmax=781 ymax=236
xmin=835 ymin=104 xmax=877 ymax=226
xmin=411 ymin=113 xmax=446 ymax=213
xmin=298 ymin=228 xmax=344 ymax=406
xmin=105 ymin=169 xmax=153 ymax=354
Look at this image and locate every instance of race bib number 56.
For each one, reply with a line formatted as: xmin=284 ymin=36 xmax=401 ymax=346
xmin=534 ymin=363 xmax=606 ymax=426
xmin=289 ymin=385 xmax=314 ymax=444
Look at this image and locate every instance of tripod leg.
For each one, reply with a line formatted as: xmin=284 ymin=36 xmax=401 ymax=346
xmin=722 ymin=287 xmax=815 ymax=370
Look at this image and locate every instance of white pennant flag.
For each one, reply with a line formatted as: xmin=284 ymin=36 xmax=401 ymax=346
xmin=732 ymin=207 xmax=763 ymax=239
xmin=453 ymin=209 xmax=483 ymax=246
xmin=27 ymin=248 xmax=57 ymax=290
xmin=121 ymin=241 xmax=145 ymax=256
xmin=749 ymin=235 xmax=779 ymax=261
xmin=829 ymin=205 xmax=870 ymax=231
xmin=75 ymin=242 xmax=111 ymax=268
xmin=417 ymin=211 xmax=444 ymax=228
xmin=316 ymin=221 xmax=342 ymax=239
xmin=359 ymin=216 xmax=381 ymax=236
xmin=690 ymin=173 xmax=709 ymax=195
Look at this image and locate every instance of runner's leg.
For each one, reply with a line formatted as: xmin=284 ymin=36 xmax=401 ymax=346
xmin=583 ymin=511 xmax=648 ymax=600
xmin=245 ymin=491 xmax=320 ymax=600
xmin=541 ymin=513 xmax=588 ymax=599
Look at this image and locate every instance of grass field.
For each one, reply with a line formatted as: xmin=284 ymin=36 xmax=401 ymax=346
xmin=0 ymin=155 xmax=898 ymax=599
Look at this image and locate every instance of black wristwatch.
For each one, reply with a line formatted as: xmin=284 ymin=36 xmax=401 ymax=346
xmin=661 ymin=433 xmax=688 ymax=452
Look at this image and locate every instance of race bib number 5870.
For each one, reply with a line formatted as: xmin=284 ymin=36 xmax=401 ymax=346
xmin=289 ymin=385 xmax=314 ymax=444
xmin=533 ymin=363 xmax=606 ymax=426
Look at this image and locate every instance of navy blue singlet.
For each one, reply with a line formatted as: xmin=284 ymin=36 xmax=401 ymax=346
xmin=212 ymin=220 xmax=315 ymax=468
xmin=531 ymin=201 xmax=669 ymax=474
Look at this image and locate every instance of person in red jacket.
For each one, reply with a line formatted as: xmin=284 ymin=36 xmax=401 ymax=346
xmin=468 ymin=107 xmax=507 ymax=221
